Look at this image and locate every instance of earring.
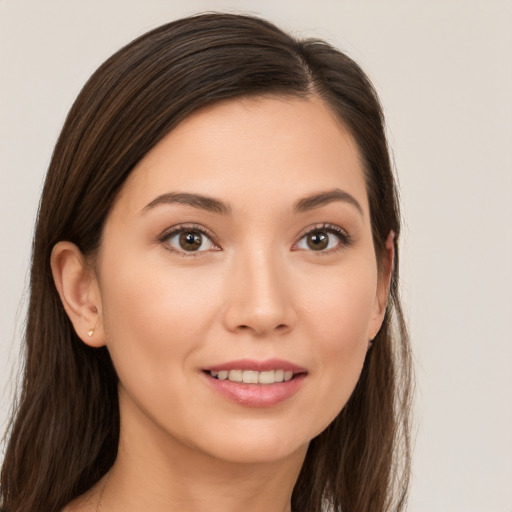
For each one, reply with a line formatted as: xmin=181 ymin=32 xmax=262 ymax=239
xmin=87 ymin=327 xmax=95 ymax=337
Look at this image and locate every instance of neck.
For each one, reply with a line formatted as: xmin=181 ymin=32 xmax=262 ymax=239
xmin=96 ymin=395 xmax=307 ymax=512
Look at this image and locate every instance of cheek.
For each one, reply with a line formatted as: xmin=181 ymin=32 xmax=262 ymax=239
xmin=300 ymin=262 xmax=377 ymax=430
xmin=98 ymin=254 xmax=222 ymax=383
xmin=304 ymin=259 xmax=378 ymax=345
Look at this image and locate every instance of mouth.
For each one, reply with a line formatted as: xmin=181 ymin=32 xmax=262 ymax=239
xmin=205 ymin=369 xmax=297 ymax=384
xmin=201 ymin=359 xmax=307 ymax=407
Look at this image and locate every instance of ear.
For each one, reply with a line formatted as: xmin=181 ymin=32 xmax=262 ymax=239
xmin=50 ymin=241 xmax=105 ymax=347
xmin=369 ymin=231 xmax=395 ymax=341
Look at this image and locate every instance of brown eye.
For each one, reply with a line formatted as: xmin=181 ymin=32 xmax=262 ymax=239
xmin=295 ymin=225 xmax=349 ymax=253
xmin=164 ymin=228 xmax=216 ymax=254
xmin=306 ymin=232 xmax=329 ymax=251
xmin=179 ymin=231 xmax=203 ymax=251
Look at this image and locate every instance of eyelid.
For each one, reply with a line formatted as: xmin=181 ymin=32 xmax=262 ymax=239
xmin=292 ymin=223 xmax=352 ymax=253
xmin=158 ymin=223 xmax=221 ymax=255
xmin=157 ymin=222 xmax=351 ymax=255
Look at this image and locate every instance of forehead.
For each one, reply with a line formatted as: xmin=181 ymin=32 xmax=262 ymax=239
xmin=114 ymin=95 xmax=368 ymax=216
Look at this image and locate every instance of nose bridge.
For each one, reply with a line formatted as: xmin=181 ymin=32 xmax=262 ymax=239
xmin=224 ymin=242 xmax=296 ymax=335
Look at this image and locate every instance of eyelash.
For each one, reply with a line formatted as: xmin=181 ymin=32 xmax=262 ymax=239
xmin=158 ymin=224 xmax=219 ymax=257
xmin=158 ymin=222 xmax=352 ymax=256
xmin=294 ymin=223 xmax=352 ymax=255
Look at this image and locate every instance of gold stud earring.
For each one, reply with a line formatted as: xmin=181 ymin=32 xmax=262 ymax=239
xmin=87 ymin=327 xmax=95 ymax=337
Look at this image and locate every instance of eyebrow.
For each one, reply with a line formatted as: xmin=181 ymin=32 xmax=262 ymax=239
xmin=294 ymin=188 xmax=364 ymax=217
xmin=142 ymin=188 xmax=363 ymax=217
xmin=143 ymin=192 xmax=231 ymax=215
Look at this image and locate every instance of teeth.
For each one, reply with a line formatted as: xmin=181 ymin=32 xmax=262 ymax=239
xmin=258 ymin=370 xmax=275 ymax=384
xmin=228 ymin=369 xmax=242 ymax=382
xmin=242 ymin=370 xmax=259 ymax=384
xmin=208 ymin=369 xmax=297 ymax=384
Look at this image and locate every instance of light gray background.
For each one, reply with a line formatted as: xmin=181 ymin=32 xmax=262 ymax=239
xmin=1 ymin=1 xmax=511 ymax=510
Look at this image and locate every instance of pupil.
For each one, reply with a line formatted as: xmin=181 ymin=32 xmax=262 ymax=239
xmin=308 ymin=232 xmax=328 ymax=251
xmin=179 ymin=231 xmax=202 ymax=251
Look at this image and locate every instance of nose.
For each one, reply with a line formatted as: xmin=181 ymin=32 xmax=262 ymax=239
xmin=222 ymin=248 xmax=297 ymax=337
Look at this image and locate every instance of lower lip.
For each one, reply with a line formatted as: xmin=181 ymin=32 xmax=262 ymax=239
xmin=202 ymin=372 xmax=306 ymax=408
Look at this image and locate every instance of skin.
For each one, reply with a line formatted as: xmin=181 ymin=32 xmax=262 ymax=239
xmin=53 ymin=95 xmax=393 ymax=512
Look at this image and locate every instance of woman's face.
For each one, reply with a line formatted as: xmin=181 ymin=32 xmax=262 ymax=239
xmin=94 ymin=96 xmax=389 ymax=464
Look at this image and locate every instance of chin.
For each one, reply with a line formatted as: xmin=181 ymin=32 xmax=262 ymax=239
xmin=181 ymin=414 xmax=326 ymax=466
xmin=203 ymin=434 xmax=309 ymax=465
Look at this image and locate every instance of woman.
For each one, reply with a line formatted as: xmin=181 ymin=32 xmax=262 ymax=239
xmin=0 ymin=13 xmax=412 ymax=512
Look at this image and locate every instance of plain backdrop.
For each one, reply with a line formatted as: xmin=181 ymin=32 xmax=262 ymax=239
xmin=1 ymin=1 xmax=511 ymax=510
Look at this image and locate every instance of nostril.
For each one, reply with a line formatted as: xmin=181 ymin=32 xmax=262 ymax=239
xmin=236 ymin=323 xmax=289 ymax=334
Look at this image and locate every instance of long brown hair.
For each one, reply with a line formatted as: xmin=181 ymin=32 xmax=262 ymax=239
xmin=1 ymin=13 xmax=413 ymax=512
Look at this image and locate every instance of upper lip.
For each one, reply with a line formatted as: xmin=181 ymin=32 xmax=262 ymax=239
xmin=203 ymin=358 xmax=307 ymax=373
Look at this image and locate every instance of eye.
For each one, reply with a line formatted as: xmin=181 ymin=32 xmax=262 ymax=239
xmin=161 ymin=225 xmax=218 ymax=254
xmin=295 ymin=225 xmax=351 ymax=253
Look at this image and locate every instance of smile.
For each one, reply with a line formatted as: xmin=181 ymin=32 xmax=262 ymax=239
xmin=202 ymin=359 xmax=307 ymax=407
xmin=208 ymin=369 xmax=295 ymax=384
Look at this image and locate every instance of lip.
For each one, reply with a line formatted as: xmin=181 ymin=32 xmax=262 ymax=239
xmin=203 ymin=358 xmax=306 ymax=373
xmin=201 ymin=359 xmax=307 ymax=408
